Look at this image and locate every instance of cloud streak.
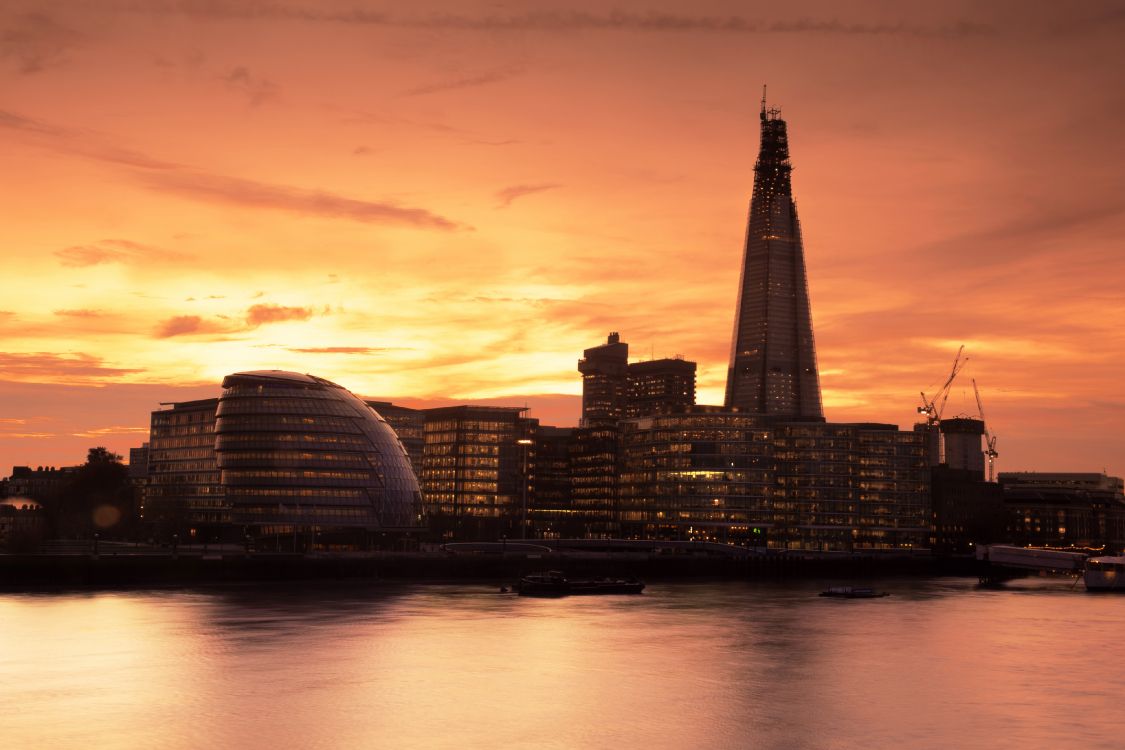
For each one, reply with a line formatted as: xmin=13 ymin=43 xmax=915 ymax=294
xmin=111 ymin=4 xmax=995 ymax=38
xmin=495 ymin=183 xmax=562 ymax=208
xmin=54 ymin=239 xmax=191 ymax=267
xmin=288 ymin=346 xmax=407 ymax=354
xmin=0 ymin=108 xmax=464 ymax=230
xmin=402 ymin=67 xmax=524 ymax=97
xmin=155 ymin=304 xmax=321 ymax=338
xmin=136 ymin=170 xmax=464 ymax=229
xmin=0 ymin=11 xmax=82 ymax=74
xmin=222 ymin=66 xmax=278 ymax=105
xmin=245 ymin=303 xmax=314 ymax=326
xmin=0 ymin=352 xmax=143 ymax=381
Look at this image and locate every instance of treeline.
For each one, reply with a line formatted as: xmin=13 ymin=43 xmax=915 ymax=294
xmin=7 ymin=447 xmax=140 ymax=551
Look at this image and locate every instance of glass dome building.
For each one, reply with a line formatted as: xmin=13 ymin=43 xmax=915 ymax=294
xmin=214 ymin=371 xmax=423 ymax=546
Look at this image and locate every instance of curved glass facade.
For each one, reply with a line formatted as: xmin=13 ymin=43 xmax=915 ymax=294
xmin=215 ymin=371 xmax=423 ymax=534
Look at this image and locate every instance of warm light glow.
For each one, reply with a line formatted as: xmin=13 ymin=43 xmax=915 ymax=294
xmin=0 ymin=1 xmax=1123 ymax=478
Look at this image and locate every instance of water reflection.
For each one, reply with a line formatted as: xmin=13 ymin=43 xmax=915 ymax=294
xmin=0 ymin=578 xmax=1122 ymax=749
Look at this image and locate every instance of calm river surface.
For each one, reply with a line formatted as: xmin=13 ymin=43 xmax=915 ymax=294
xmin=1 ymin=576 xmax=1122 ymax=749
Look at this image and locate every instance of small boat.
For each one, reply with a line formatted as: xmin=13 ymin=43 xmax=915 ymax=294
xmin=819 ymin=586 xmax=888 ymax=599
xmin=518 ymin=571 xmax=645 ymax=597
xmin=1084 ymin=556 xmax=1125 ymax=591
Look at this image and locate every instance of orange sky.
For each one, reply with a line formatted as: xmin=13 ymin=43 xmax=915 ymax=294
xmin=2 ymin=0 xmax=1124 ymax=475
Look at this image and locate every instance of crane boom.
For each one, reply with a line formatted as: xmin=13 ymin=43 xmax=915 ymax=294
xmin=972 ymin=378 xmax=1000 ymax=482
xmin=919 ymin=345 xmax=967 ymax=426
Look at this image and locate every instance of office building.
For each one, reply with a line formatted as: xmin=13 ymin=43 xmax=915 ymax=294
xmin=420 ymin=405 xmax=535 ymax=540
xmin=941 ymin=418 xmax=985 ymax=477
xmin=578 ymin=332 xmax=629 ymax=426
xmin=214 ymin=371 xmax=423 ymax=548
xmin=1000 ymin=472 xmax=1125 ymax=548
xmin=528 ymin=426 xmax=576 ymax=538
xmin=725 ymin=93 xmax=823 ymax=419
xmin=616 ymin=411 xmax=929 ymax=550
xmin=145 ymin=398 xmax=224 ymax=538
xmin=366 ymin=401 xmax=424 ymax=473
xmin=626 ymin=357 xmax=696 ymax=418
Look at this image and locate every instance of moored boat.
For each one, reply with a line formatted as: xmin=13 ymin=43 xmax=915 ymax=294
xmin=518 ymin=571 xmax=645 ymax=597
xmin=1084 ymin=556 xmax=1125 ymax=591
xmin=819 ymin=586 xmax=888 ymax=599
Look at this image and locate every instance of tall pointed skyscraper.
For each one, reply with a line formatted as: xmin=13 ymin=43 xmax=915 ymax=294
xmin=725 ymin=90 xmax=823 ymax=420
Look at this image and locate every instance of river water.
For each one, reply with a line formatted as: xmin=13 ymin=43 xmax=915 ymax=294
xmin=0 ymin=576 xmax=1121 ymax=749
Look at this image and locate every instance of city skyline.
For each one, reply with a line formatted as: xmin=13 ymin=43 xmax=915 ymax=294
xmin=2 ymin=0 xmax=1124 ymax=475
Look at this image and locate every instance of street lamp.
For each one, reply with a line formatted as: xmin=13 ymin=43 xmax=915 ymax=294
xmin=517 ymin=438 xmax=533 ymax=540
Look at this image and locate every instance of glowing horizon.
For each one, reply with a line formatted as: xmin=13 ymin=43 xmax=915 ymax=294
xmin=2 ymin=0 xmax=1124 ymax=475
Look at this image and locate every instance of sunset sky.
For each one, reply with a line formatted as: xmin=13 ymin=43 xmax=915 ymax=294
xmin=1 ymin=0 xmax=1123 ymax=475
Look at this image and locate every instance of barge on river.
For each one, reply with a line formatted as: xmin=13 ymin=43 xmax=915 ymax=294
xmin=518 ymin=571 xmax=645 ymax=597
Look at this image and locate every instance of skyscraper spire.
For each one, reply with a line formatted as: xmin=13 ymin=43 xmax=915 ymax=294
xmin=725 ymin=91 xmax=823 ymax=419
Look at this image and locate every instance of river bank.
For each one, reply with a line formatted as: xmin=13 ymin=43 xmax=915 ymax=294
xmin=0 ymin=549 xmax=983 ymax=590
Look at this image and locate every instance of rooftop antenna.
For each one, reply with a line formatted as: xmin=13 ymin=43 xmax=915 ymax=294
xmin=760 ymin=84 xmax=767 ymax=121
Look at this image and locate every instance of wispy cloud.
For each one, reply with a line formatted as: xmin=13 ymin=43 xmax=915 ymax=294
xmin=72 ymin=425 xmax=150 ymax=438
xmin=495 ymin=183 xmax=562 ymax=208
xmin=0 ymin=352 xmax=143 ymax=381
xmin=53 ymin=239 xmax=190 ymax=267
xmin=153 ymin=315 xmax=235 ymax=338
xmin=155 ymin=303 xmax=321 ymax=338
xmin=245 ymin=303 xmax=314 ymax=326
xmin=0 ymin=11 xmax=82 ymax=74
xmin=52 ymin=308 xmax=107 ymax=318
xmin=402 ymin=67 xmax=524 ymax=97
xmin=288 ymin=346 xmax=400 ymax=354
xmin=0 ymin=107 xmax=465 ymax=230
xmin=136 ymin=170 xmax=465 ymax=229
xmin=113 ymin=5 xmax=995 ymax=38
xmin=222 ymin=66 xmax=278 ymax=105
xmin=403 ymin=11 xmax=994 ymax=36
xmin=0 ymin=108 xmax=183 ymax=169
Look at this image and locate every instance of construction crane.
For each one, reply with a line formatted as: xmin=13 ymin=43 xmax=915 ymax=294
xmin=972 ymin=379 xmax=1000 ymax=482
xmin=918 ymin=345 xmax=968 ymax=427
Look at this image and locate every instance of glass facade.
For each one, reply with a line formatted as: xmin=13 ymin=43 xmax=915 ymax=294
xmin=615 ymin=413 xmax=930 ymax=550
xmin=146 ymin=398 xmax=226 ymax=538
xmin=214 ymin=371 xmax=422 ymax=540
xmin=420 ymin=405 xmax=535 ymax=540
xmin=725 ymin=97 xmax=823 ymax=419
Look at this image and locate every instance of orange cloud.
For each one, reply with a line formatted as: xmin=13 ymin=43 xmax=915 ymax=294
xmin=0 ymin=352 xmax=143 ymax=382
xmin=53 ymin=239 xmax=188 ymax=267
xmin=154 ymin=315 xmax=235 ymax=339
xmin=245 ymin=304 xmax=316 ymax=326
xmin=155 ymin=304 xmax=320 ymax=338
xmin=495 ymin=183 xmax=562 ymax=208
xmin=0 ymin=11 xmax=83 ymax=74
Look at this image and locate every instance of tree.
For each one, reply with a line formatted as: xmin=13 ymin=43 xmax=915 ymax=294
xmin=44 ymin=447 xmax=136 ymax=539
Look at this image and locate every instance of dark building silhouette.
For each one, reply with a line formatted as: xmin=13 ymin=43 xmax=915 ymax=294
xmin=128 ymin=443 xmax=150 ymax=481
xmin=930 ymin=466 xmax=1006 ymax=555
xmin=366 ymin=401 xmax=424 ymax=473
xmin=726 ymin=92 xmax=823 ymax=419
xmin=941 ymin=418 xmax=985 ymax=477
xmin=617 ymin=410 xmax=773 ymax=545
xmin=578 ymin=332 xmax=629 ymax=426
xmin=616 ymin=410 xmax=929 ymax=550
xmin=570 ymin=422 xmax=620 ymax=538
xmin=5 ymin=465 xmax=78 ymax=501
xmin=1000 ymin=472 xmax=1125 ymax=549
xmin=145 ymin=398 xmax=224 ymax=538
xmin=573 ymin=333 xmax=628 ymax=538
xmin=626 ymin=357 xmax=696 ymax=418
xmin=528 ymin=426 xmax=577 ymax=538
xmin=573 ymin=334 xmax=700 ymax=538
xmin=419 ymin=405 xmax=536 ymax=540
